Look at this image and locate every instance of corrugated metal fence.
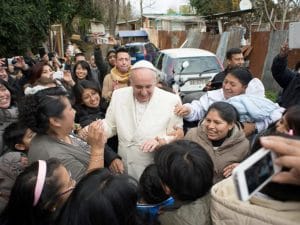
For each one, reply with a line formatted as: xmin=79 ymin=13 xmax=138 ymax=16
xmin=249 ymin=30 xmax=300 ymax=91
xmin=147 ymin=28 xmax=300 ymax=92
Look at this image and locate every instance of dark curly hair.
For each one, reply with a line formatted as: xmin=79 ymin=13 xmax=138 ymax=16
xmin=18 ymin=87 xmax=68 ymax=134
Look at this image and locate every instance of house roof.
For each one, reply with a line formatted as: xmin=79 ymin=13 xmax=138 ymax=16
xmin=117 ymin=30 xmax=148 ymax=38
xmin=143 ymin=14 xmax=204 ymax=23
xmin=143 ymin=9 xmax=254 ymax=21
xmin=117 ymin=19 xmax=140 ymax=25
xmin=202 ymin=8 xmax=254 ymax=19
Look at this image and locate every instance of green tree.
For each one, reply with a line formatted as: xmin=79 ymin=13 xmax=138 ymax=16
xmin=190 ymin=0 xmax=233 ymax=15
xmin=179 ymin=5 xmax=193 ymax=14
xmin=0 ymin=0 xmax=102 ymax=56
xmin=0 ymin=1 xmax=46 ymax=56
xmin=167 ymin=8 xmax=177 ymax=15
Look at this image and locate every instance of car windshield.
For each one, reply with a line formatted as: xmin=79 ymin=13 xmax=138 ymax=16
xmin=171 ymin=56 xmax=222 ymax=75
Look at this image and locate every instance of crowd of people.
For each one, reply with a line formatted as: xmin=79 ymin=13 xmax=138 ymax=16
xmin=0 ymin=42 xmax=300 ymax=225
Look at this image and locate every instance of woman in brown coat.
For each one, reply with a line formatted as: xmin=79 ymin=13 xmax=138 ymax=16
xmin=184 ymin=102 xmax=249 ymax=184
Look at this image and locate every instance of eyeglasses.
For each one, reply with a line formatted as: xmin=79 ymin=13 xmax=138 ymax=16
xmin=57 ymin=170 xmax=76 ymax=198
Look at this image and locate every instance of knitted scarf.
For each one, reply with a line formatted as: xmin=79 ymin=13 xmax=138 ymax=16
xmin=110 ymin=67 xmax=130 ymax=84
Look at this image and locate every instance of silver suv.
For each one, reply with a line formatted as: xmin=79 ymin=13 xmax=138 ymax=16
xmin=154 ymin=48 xmax=223 ymax=95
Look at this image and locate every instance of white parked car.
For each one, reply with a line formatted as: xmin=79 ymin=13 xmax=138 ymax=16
xmin=154 ymin=48 xmax=223 ymax=96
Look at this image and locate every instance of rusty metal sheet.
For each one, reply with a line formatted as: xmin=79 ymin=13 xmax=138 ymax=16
xmin=216 ymin=31 xmax=230 ymax=65
xmin=227 ymin=29 xmax=243 ymax=50
xmin=158 ymin=31 xmax=186 ymax=49
xmin=145 ymin=28 xmax=159 ymax=48
xmin=158 ymin=31 xmax=169 ymax=49
xmin=261 ymin=30 xmax=287 ymax=91
xmin=248 ymin=31 xmax=270 ymax=80
xmin=171 ymin=31 xmax=187 ymax=48
xmin=242 ymin=45 xmax=253 ymax=58
xmin=261 ymin=30 xmax=300 ymax=91
xmin=182 ymin=30 xmax=220 ymax=53
xmin=199 ymin=33 xmax=220 ymax=53
xmin=215 ymin=30 xmax=242 ymax=66
xmin=249 ymin=30 xmax=300 ymax=92
xmin=182 ymin=28 xmax=202 ymax=48
xmin=287 ymin=49 xmax=300 ymax=69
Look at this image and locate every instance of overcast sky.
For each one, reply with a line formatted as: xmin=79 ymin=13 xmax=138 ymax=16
xmin=129 ymin=0 xmax=189 ymax=14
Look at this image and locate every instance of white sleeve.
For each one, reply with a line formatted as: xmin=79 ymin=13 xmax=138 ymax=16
xmin=103 ymin=93 xmax=118 ymax=138
xmin=166 ymin=96 xmax=184 ymax=130
xmin=184 ymin=94 xmax=209 ymax=121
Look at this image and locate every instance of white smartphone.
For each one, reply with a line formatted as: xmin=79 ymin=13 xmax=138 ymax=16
xmin=232 ymin=148 xmax=282 ymax=201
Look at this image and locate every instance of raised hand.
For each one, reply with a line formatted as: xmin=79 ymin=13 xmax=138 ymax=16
xmin=279 ymin=42 xmax=289 ymax=58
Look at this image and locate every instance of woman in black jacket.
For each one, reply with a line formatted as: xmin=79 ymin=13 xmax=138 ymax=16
xmin=73 ymin=80 xmax=118 ymax=151
xmin=73 ymin=80 xmax=106 ymax=128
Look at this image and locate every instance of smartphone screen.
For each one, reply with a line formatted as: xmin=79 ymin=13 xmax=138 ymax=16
xmin=244 ymin=152 xmax=274 ymax=195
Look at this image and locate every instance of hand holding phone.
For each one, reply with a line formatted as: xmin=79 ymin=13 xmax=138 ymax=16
xmin=53 ymin=71 xmax=64 ymax=80
xmin=233 ymin=148 xmax=281 ymax=201
xmin=13 ymin=56 xmax=26 ymax=69
xmin=260 ymin=136 xmax=300 ymax=186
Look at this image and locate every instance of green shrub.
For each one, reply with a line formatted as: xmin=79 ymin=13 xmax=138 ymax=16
xmin=265 ymin=90 xmax=278 ymax=102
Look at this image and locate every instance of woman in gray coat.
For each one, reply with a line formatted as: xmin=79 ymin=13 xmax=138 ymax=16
xmin=18 ymin=87 xmax=123 ymax=181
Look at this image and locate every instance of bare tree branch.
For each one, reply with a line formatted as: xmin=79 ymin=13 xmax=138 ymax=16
xmin=281 ymin=0 xmax=288 ymax=30
xmin=139 ymin=0 xmax=156 ymax=27
xmin=143 ymin=0 xmax=156 ymax=9
xmin=289 ymin=0 xmax=299 ymax=6
xmin=262 ymin=0 xmax=277 ymax=30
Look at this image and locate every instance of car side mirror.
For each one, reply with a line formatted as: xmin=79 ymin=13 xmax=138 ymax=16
xmin=182 ymin=61 xmax=189 ymax=69
xmin=180 ymin=61 xmax=189 ymax=74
